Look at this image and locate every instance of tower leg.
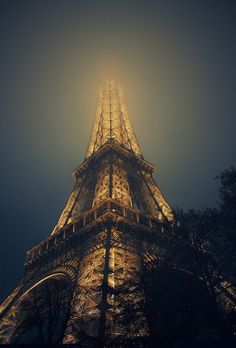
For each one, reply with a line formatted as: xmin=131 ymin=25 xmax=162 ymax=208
xmin=98 ymin=226 xmax=112 ymax=346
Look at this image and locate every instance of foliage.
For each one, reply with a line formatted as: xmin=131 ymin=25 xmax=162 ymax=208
xmin=139 ymin=167 xmax=236 ymax=347
xmin=13 ymin=277 xmax=73 ymax=344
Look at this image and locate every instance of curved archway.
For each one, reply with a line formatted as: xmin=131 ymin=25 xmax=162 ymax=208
xmin=20 ymin=272 xmax=71 ymax=299
xmin=1 ymin=273 xmax=73 ymax=344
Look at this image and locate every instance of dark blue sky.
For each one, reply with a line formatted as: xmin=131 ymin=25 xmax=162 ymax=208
xmin=0 ymin=0 xmax=235 ymax=301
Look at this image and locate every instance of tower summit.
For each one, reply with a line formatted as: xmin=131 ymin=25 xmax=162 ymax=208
xmin=87 ymin=77 xmax=142 ymax=157
xmin=52 ymin=76 xmax=173 ymax=236
xmin=0 ymin=75 xmax=173 ymax=345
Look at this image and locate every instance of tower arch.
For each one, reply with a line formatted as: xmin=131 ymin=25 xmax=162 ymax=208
xmin=0 ymin=272 xmax=74 ymax=344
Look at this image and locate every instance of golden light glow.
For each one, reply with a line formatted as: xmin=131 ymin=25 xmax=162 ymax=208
xmin=0 ymin=75 xmax=174 ymax=344
xmin=86 ymin=78 xmax=142 ymax=158
xmin=51 ymin=77 xmax=173 ymax=236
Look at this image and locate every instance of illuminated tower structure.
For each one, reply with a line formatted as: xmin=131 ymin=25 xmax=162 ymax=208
xmin=0 ymin=77 xmax=174 ymax=345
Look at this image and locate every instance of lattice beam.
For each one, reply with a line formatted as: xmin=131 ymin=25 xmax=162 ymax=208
xmin=86 ymin=78 xmax=142 ymax=158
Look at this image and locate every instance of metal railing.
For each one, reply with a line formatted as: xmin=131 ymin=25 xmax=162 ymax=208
xmin=26 ymin=199 xmax=162 ymax=262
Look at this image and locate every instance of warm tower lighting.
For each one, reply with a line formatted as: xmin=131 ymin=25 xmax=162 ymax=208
xmin=0 ymin=75 xmax=174 ymax=345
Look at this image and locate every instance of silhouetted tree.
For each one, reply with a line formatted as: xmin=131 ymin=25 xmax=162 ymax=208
xmin=13 ymin=277 xmax=73 ymax=344
xmin=139 ymin=167 xmax=236 ymax=347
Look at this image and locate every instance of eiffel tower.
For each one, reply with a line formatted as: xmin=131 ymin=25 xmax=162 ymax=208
xmin=0 ymin=76 xmax=174 ymax=345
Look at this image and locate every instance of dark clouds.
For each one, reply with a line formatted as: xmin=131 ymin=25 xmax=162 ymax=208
xmin=0 ymin=0 xmax=235 ymax=301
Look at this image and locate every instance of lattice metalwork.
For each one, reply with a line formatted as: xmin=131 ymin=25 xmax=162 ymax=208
xmin=112 ymin=165 xmax=132 ymax=207
xmin=63 ymin=247 xmax=105 ymax=343
xmin=142 ymin=171 xmax=174 ymax=221
xmin=107 ymin=245 xmax=148 ymax=339
xmin=50 ymin=77 xmax=173 ymax=236
xmin=93 ymin=164 xmax=110 ymax=207
xmin=93 ymin=161 xmax=132 ymax=208
xmin=0 ymin=285 xmax=22 ymax=317
xmin=86 ymin=78 xmax=142 ymax=158
xmin=51 ymin=174 xmax=87 ymax=235
xmin=0 ymin=75 xmax=176 ymax=345
xmin=63 ymin=227 xmax=148 ymax=344
xmin=0 ymin=303 xmax=20 ymax=343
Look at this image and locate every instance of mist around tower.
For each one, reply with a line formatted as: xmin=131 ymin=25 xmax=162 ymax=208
xmin=0 ymin=1 xmax=236 ymax=348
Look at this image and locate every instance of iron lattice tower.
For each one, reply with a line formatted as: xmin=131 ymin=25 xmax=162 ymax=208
xmin=0 ymin=77 xmax=175 ymax=345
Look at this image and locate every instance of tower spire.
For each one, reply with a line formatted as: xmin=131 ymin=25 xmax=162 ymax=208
xmin=49 ymin=76 xmax=173 ymax=235
xmin=86 ymin=76 xmax=142 ymax=158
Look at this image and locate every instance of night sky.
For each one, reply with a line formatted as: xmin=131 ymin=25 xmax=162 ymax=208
xmin=0 ymin=0 xmax=235 ymax=301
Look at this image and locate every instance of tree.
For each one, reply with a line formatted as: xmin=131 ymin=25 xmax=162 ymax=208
xmin=13 ymin=277 xmax=73 ymax=344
